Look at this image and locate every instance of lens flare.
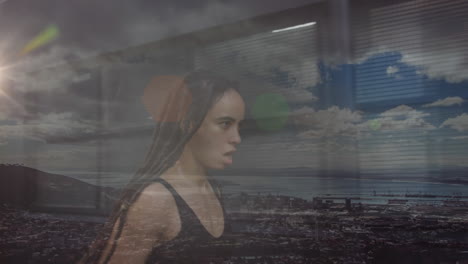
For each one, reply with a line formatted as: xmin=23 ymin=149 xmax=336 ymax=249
xmin=20 ymin=25 xmax=59 ymax=55
xmin=369 ymin=119 xmax=382 ymax=131
xmin=142 ymin=75 xmax=192 ymax=123
xmin=252 ymin=93 xmax=289 ymax=131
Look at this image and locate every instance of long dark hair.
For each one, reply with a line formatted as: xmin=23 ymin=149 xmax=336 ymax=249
xmin=80 ymin=70 xmax=238 ymax=263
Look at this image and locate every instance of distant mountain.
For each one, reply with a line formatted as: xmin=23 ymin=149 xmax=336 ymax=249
xmin=0 ymin=164 xmax=118 ymax=214
xmin=2 ymin=164 xmax=464 ymax=214
xmin=220 ymin=166 xmax=468 ymax=184
xmin=218 ymin=167 xmax=358 ymax=178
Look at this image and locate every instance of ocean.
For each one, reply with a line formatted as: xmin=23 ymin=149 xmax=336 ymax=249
xmin=65 ymin=171 xmax=468 ymax=204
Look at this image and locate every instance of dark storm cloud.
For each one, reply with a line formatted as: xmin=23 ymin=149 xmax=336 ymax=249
xmin=0 ymin=0 xmax=319 ymax=58
xmin=0 ymin=0 xmax=149 ymax=54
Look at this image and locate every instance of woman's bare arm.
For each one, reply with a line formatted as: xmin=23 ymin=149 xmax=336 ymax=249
xmin=99 ymin=183 xmax=181 ymax=264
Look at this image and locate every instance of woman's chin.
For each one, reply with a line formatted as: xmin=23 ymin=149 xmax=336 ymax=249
xmin=210 ymin=161 xmax=230 ymax=170
xmin=212 ymin=164 xmax=226 ymax=170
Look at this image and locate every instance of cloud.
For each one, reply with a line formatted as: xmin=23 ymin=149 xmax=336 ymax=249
xmin=120 ymin=1 xmax=249 ymax=48
xmin=0 ymin=112 xmax=97 ymax=145
xmin=1 ymin=0 xmax=320 ymax=127
xmin=32 ymin=112 xmax=96 ymax=139
xmin=422 ymin=96 xmax=465 ymax=108
xmin=0 ymin=85 xmax=29 ymax=121
xmin=0 ymin=0 xmax=326 ymax=172
xmin=0 ymin=49 xmax=109 ymax=125
xmin=354 ymin=0 xmax=468 ymax=83
xmin=440 ymin=113 xmax=468 ymax=132
xmin=7 ymin=46 xmax=93 ymax=93
xmin=401 ymin=51 xmax=468 ymax=84
xmin=196 ymin=23 xmax=321 ymax=105
xmin=293 ymin=105 xmax=435 ymax=141
xmin=292 ymin=106 xmax=363 ymax=138
xmin=365 ymin=105 xmax=435 ymax=132
xmin=0 ymin=0 xmax=253 ymax=62
xmin=449 ymin=135 xmax=468 ymax=140
xmin=386 ymin=66 xmax=399 ymax=76
xmin=0 ymin=46 xmax=103 ymax=123
xmin=380 ymin=105 xmax=409 ymax=117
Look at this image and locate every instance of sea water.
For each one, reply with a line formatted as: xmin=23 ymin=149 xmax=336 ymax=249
xmin=66 ymin=171 xmax=468 ymax=204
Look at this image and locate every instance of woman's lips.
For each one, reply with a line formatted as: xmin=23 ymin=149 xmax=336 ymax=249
xmin=223 ymin=153 xmax=233 ymax=165
xmin=223 ymin=149 xmax=236 ymax=165
xmin=224 ymin=149 xmax=236 ymax=156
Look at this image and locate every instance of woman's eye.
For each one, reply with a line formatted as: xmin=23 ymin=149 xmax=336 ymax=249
xmin=220 ymin=121 xmax=231 ymax=128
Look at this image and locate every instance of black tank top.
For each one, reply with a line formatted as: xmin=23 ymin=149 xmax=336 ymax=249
xmin=145 ymin=177 xmax=229 ymax=264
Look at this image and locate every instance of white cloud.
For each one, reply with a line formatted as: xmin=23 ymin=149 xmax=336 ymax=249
xmin=364 ymin=105 xmax=435 ymax=132
xmin=401 ymin=51 xmax=468 ymax=83
xmin=240 ymin=105 xmax=457 ymax=171
xmin=440 ymin=113 xmax=468 ymax=132
xmin=386 ymin=66 xmax=399 ymax=76
xmin=422 ymin=96 xmax=465 ymax=108
xmin=7 ymin=46 xmax=93 ymax=93
xmin=292 ymin=105 xmax=436 ymax=136
xmin=28 ymin=112 xmax=97 ymax=142
xmin=284 ymin=105 xmax=434 ymax=170
xmin=0 ymin=46 xmax=109 ymax=125
xmin=380 ymin=105 xmax=416 ymax=118
xmin=292 ymin=106 xmax=364 ymax=138
xmin=449 ymin=135 xmax=468 ymax=140
xmin=0 ymin=112 xmax=97 ymax=145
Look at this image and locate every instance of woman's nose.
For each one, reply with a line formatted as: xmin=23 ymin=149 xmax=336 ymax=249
xmin=229 ymin=128 xmax=242 ymax=144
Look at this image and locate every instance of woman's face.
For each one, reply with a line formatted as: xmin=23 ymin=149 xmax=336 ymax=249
xmin=187 ymin=88 xmax=245 ymax=170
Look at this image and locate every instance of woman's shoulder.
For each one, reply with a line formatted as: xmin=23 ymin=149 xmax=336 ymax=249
xmin=126 ymin=180 xmax=182 ymax=240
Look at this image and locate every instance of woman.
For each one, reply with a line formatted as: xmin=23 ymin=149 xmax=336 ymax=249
xmin=80 ymin=70 xmax=245 ymax=263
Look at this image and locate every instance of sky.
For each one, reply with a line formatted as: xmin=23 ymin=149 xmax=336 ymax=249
xmin=0 ymin=0 xmax=467 ymax=185
xmin=0 ymin=0 xmax=317 ymax=62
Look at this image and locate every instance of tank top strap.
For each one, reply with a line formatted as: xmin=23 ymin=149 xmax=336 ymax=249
xmin=154 ymin=177 xmax=220 ymax=200
xmin=152 ymin=177 xmax=229 ymax=236
xmin=152 ymin=178 xmax=209 ymax=235
xmin=151 ymin=178 xmax=196 ymax=219
xmin=152 ymin=178 xmax=181 ymax=201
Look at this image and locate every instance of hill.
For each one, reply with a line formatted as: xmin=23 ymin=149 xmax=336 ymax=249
xmin=0 ymin=164 xmax=118 ymax=214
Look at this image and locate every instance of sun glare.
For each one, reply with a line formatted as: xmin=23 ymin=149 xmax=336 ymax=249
xmin=0 ymin=69 xmax=4 ymax=94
